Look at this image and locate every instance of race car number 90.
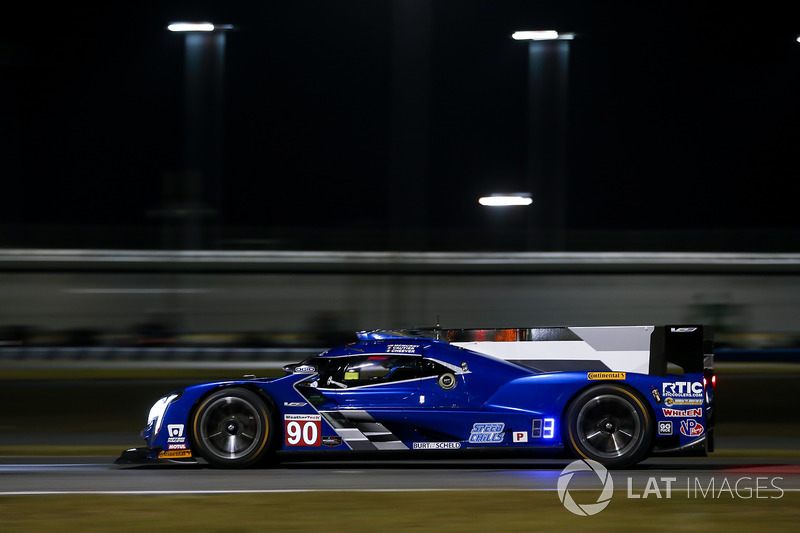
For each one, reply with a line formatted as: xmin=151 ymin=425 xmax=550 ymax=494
xmin=284 ymin=414 xmax=321 ymax=446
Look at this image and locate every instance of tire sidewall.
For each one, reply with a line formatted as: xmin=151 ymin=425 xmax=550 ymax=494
xmin=565 ymin=384 xmax=653 ymax=469
xmin=190 ymin=387 xmax=274 ymax=468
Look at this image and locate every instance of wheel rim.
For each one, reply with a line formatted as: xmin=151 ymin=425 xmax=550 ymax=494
xmin=197 ymin=396 xmax=264 ymax=460
xmin=575 ymin=394 xmax=641 ymax=459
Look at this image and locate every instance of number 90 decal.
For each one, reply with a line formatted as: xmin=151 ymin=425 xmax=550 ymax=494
xmin=284 ymin=414 xmax=321 ymax=447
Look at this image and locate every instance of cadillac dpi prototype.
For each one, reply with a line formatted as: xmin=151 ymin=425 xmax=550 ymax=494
xmin=117 ymin=325 xmax=715 ymax=469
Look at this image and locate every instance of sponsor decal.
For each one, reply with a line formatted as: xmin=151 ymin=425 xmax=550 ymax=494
xmin=662 ymin=382 xmax=703 ymax=398
xmin=283 ymin=402 xmax=308 ymax=407
xmin=167 ymin=424 xmax=185 ymax=444
xmin=386 ymin=344 xmax=420 ymax=354
xmin=670 ymin=327 xmax=698 ymax=333
xmin=664 ymin=397 xmax=703 ymax=407
xmin=284 ymin=414 xmax=321 ymax=447
xmin=513 ymin=431 xmax=528 ymax=443
xmin=468 ymin=422 xmax=505 ymax=443
xmin=658 ymin=421 xmax=673 ymax=435
xmin=650 ymin=386 xmax=663 ymax=404
xmin=588 ymin=372 xmax=626 ymax=380
xmin=167 ymin=443 xmax=188 ymax=450
xmin=413 ymin=442 xmax=462 ymax=450
xmin=680 ymin=419 xmax=705 ymax=437
xmin=158 ymin=449 xmax=192 ymax=459
xmin=662 ymin=408 xmax=702 ymax=418
xmin=321 ymin=436 xmax=343 ymax=447
xmin=293 ymin=365 xmax=316 ymax=374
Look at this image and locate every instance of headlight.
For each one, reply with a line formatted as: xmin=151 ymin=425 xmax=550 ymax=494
xmin=147 ymin=393 xmax=180 ymax=437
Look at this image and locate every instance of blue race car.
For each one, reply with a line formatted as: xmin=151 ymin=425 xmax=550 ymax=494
xmin=116 ymin=325 xmax=715 ymax=469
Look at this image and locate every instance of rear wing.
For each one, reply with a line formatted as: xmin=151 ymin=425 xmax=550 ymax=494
xmin=360 ymin=326 xmax=713 ymax=376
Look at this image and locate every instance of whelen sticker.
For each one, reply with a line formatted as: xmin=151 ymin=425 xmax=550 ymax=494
xmin=662 ymin=407 xmax=702 ymax=417
xmin=284 ymin=414 xmax=321 ymax=447
xmin=588 ymin=372 xmax=626 ymax=380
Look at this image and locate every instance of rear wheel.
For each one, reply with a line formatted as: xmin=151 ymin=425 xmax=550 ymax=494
xmin=190 ymin=388 xmax=274 ymax=468
xmin=565 ymin=384 xmax=653 ymax=469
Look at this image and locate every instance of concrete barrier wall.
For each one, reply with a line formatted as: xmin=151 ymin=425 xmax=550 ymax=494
xmin=1 ymin=270 xmax=799 ymax=345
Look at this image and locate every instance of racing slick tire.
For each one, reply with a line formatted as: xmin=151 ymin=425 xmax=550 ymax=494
xmin=190 ymin=387 xmax=275 ymax=468
xmin=564 ymin=384 xmax=654 ymax=469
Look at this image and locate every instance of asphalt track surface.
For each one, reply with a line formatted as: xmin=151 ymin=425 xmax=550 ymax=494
xmin=3 ymin=454 xmax=799 ymax=495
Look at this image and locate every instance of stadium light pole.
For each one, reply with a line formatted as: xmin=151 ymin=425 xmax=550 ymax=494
xmin=166 ymin=22 xmax=234 ymax=251
xmin=512 ymin=30 xmax=573 ymax=250
xmin=160 ymin=22 xmax=234 ymax=335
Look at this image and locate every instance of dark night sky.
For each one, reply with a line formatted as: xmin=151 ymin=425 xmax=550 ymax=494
xmin=3 ymin=1 xmax=800 ymax=244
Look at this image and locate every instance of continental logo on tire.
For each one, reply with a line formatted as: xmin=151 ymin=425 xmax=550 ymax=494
xmin=587 ymin=372 xmax=626 ymax=380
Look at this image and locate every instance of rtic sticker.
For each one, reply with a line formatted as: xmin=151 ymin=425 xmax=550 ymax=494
xmin=662 ymin=382 xmax=703 ymax=398
xmin=284 ymin=414 xmax=321 ymax=447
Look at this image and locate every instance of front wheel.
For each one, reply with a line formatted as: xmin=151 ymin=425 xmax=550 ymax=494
xmin=564 ymin=384 xmax=653 ymax=469
xmin=190 ymin=387 xmax=274 ymax=468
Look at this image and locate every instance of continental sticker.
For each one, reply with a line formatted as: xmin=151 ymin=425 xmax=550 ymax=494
xmin=158 ymin=449 xmax=192 ymax=459
xmin=587 ymin=372 xmax=626 ymax=380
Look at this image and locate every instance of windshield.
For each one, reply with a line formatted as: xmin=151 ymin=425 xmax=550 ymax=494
xmin=301 ymin=354 xmax=422 ymax=389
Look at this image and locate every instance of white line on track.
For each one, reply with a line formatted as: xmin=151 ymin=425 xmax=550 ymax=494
xmin=1 ymin=488 xmax=798 ymax=496
xmin=0 ymin=488 xmax=551 ymax=496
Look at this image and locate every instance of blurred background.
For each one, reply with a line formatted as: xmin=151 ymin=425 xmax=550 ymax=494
xmin=2 ymin=0 xmax=800 ymax=357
